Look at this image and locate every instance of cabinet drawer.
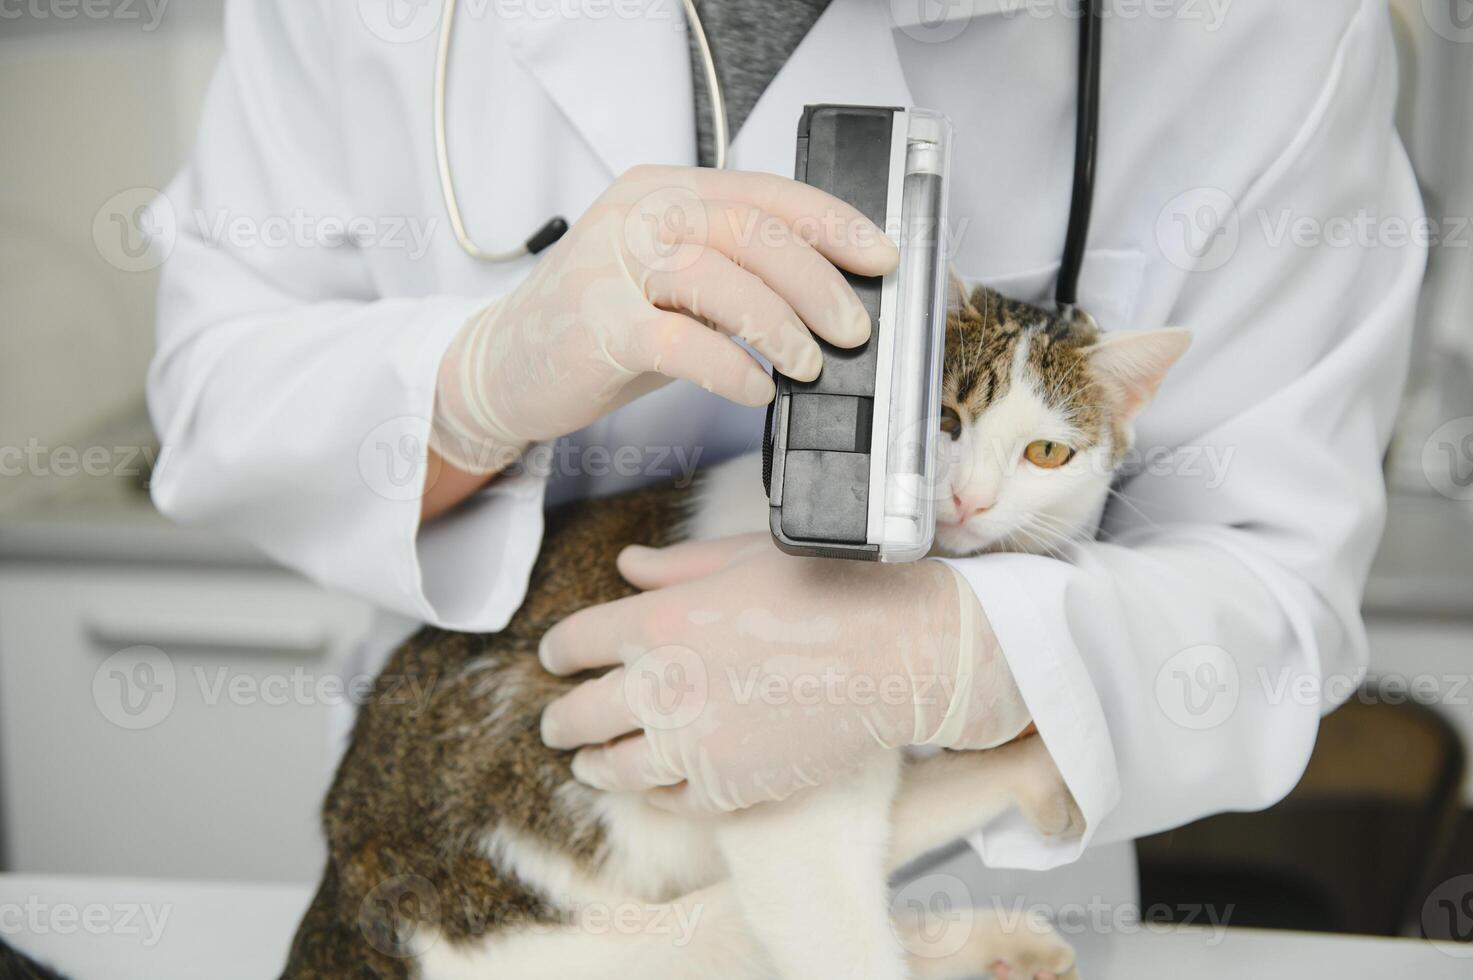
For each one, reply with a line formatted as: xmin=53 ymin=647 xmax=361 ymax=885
xmin=0 ymin=565 xmax=372 ymax=882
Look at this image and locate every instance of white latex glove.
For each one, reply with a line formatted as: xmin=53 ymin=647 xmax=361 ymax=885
xmin=538 ymin=534 xmax=1032 ymax=813
xmin=432 ymin=165 xmax=899 ymax=473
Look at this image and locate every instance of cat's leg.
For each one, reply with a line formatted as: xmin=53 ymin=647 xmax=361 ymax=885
xmin=887 ymin=737 xmax=1084 ymax=980
xmin=416 ymin=883 xmax=772 ymax=980
xmin=895 ymin=906 xmax=1078 ymax=980
xmin=887 ymin=736 xmax=1083 ymax=874
xmin=715 ymin=751 xmax=909 ymax=980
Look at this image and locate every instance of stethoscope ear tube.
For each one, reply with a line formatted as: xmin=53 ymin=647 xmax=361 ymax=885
xmin=1057 ymin=0 xmax=1102 ymax=321
xmin=436 ymin=0 xmax=573 ymax=262
xmin=436 ymin=0 xmax=726 ymax=263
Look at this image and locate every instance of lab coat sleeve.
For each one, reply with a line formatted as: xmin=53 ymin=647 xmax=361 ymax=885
xmin=147 ymin=0 xmax=544 ymax=630
xmin=944 ymin=4 xmax=1425 ymax=870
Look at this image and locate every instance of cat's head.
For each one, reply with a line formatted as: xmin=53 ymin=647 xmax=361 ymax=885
xmin=932 ymin=283 xmax=1190 ymax=558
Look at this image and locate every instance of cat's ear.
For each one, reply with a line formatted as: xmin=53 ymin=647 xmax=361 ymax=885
xmin=947 ymin=266 xmax=980 ymax=318
xmin=1084 ymin=328 xmax=1191 ymax=420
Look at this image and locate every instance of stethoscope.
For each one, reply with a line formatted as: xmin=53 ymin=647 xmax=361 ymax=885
xmin=434 ymin=0 xmax=1101 ymax=318
xmin=432 ymin=0 xmax=727 ymax=264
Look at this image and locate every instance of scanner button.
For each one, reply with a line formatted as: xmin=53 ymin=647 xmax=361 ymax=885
xmin=786 ymin=394 xmax=873 ymax=454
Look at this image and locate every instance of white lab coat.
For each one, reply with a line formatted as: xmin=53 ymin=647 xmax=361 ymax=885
xmin=148 ymin=0 xmax=1423 ymax=902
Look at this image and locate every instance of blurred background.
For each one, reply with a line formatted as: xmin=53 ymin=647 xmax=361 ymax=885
xmin=0 ymin=0 xmax=1470 ymax=955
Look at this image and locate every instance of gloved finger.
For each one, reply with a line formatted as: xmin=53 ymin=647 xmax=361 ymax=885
xmin=621 ymin=310 xmax=777 ymax=408
xmin=644 ymin=250 xmax=821 ymax=382
xmin=645 ymin=774 xmax=804 ymax=815
xmin=539 ymin=593 xmax=646 ymax=675
xmin=570 ymin=735 xmax=683 ymax=793
xmin=539 ymin=668 xmax=640 ymax=751
xmin=682 ymin=168 xmax=899 ymax=276
xmin=697 ymin=202 xmax=872 ymax=349
xmin=617 ymin=533 xmax=773 ymax=591
xmin=643 ymin=782 xmax=719 ymax=818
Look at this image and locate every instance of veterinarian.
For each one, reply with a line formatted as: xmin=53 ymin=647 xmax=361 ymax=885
xmin=148 ymin=0 xmax=1423 ymax=934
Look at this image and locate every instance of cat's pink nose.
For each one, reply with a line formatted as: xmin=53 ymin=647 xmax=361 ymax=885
xmin=952 ymin=492 xmax=995 ymax=520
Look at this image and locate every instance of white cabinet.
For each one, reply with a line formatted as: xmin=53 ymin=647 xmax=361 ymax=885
xmin=0 ymin=564 xmax=372 ymax=883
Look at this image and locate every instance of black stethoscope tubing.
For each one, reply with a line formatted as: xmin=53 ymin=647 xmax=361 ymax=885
xmin=1057 ymin=0 xmax=1102 ymax=319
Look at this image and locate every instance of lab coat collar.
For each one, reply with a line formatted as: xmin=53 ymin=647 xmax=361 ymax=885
xmin=505 ymin=2 xmax=697 ymax=176
xmin=506 ymin=0 xmax=1012 ymax=180
xmin=888 ymin=0 xmax=1029 ymax=32
xmin=727 ymin=0 xmax=918 ymax=176
xmin=506 ymin=0 xmax=1025 ymax=177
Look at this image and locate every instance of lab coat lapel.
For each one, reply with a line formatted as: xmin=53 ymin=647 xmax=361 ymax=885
xmin=888 ymin=0 xmax=1030 ymax=31
xmin=505 ymin=0 xmax=1014 ymax=179
xmin=729 ymin=0 xmax=1020 ymax=177
xmin=507 ymin=4 xmax=696 ymax=176
xmin=728 ymin=0 xmax=917 ymax=177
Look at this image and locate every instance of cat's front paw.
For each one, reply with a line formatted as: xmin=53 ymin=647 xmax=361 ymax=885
xmin=1016 ymin=779 xmax=1085 ymax=839
xmin=986 ymin=942 xmax=1079 ymax=980
xmin=1003 ymin=737 xmax=1085 ymax=840
xmin=898 ymin=907 xmax=1078 ymax=980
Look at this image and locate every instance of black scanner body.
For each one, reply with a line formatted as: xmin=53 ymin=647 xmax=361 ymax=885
xmin=764 ymin=105 xmax=902 ymax=560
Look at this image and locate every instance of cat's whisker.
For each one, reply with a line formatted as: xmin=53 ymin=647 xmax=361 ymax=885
xmin=1031 ymin=513 xmax=1094 ymax=555
xmin=1008 ymin=520 xmax=1070 ymax=561
xmin=1104 ymin=486 xmax=1159 ymax=527
xmin=1028 ymin=511 xmax=1090 ymax=539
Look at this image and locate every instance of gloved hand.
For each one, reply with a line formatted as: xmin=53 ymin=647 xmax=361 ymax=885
xmin=432 ymin=165 xmax=899 ymax=473
xmin=538 ymin=534 xmax=1033 ymax=813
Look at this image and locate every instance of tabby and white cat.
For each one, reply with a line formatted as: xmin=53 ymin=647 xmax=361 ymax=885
xmin=282 ymin=284 xmax=1189 ymax=980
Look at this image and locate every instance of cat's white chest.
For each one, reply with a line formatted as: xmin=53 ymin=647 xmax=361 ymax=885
xmin=682 ymin=454 xmax=771 ymax=543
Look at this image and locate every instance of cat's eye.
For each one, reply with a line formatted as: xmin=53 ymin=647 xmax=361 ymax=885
xmin=940 ymin=407 xmax=962 ymax=441
xmin=1024 ymin=440 xmax=1075 ymax=469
